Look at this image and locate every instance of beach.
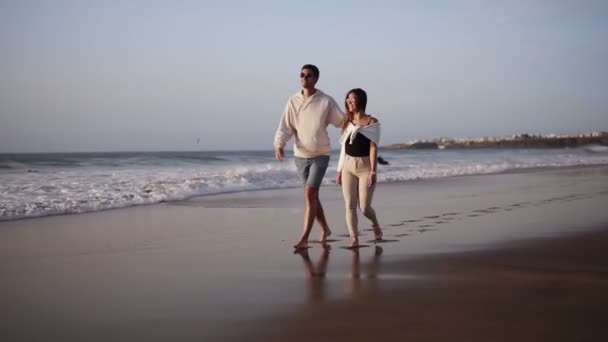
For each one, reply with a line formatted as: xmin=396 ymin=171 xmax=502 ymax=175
xmin=2 ymin=165 xmax=608 ymax=341
xmin=251 ymin=227 xmax=608 ymax=342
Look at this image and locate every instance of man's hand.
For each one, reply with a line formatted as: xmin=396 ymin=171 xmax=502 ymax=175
xmin=274 ymin=147 xmax=285 ymax=161
xmin=336 ymin=173 xmax=342 ymax=185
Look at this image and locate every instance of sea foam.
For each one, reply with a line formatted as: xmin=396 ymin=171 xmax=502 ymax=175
xmin=1 ymin=148 xmax=607 ymax=221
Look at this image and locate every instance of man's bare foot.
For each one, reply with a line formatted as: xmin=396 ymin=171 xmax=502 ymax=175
xmin=293 ymin=240 xmax=309 ymax=250
xmin=320 ymin=228 xmax=332 ymax=242
xmin=373 ymin=226 xmax=383 ymax=241
xmin=294 ymin=247 xmax=311 ymax=257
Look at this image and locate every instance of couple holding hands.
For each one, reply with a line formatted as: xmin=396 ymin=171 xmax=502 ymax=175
xmin=274 ymin=64 xmax=383 ymax=249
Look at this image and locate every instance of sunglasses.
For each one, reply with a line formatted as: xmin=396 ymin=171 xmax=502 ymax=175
xmin=300 ymin=73 xmax=314 ymax=79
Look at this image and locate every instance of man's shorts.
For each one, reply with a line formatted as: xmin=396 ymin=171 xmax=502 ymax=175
xmin=294 ymin=155 xmax=330 ymax=189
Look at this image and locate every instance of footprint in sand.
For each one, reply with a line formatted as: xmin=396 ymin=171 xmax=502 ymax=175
xmin=418 ymin=224 xmax=434 ymax=228
xmin=366 ymin=239 xmax=399 ymax=244
xmin=403 ymin=219 xmax=422 ymax=223
xmin=423 ymin=215 xmax=440 ymax=219
xmin=473 ymin=209 xmax=489 ymax=213
xmin=468 ymin=214 xmax=481 ymax=217
xmin=442 ymin=212 xmax=460 ymax=216
xmin=394 ymin=233 xmax=409 ymax=237
xmin=339 ymin=245 xmax=371 ymax=250
xmin=337 ymin=233 xmax=364 ymax=238
xmin=388 ymin=223 xmax=405 ymax=227
xmin=418 ymin=228 xmax=438 ymax=233
xmin=309 ymin=239 xmax=341 ymax=244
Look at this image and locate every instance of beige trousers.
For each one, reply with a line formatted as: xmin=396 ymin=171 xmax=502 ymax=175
xmin=341 ymin=155 xmax=380 ymax=237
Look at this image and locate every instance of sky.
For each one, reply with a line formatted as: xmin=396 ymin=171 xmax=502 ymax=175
xmin=1 ymin=0 xmax=607 ymax=153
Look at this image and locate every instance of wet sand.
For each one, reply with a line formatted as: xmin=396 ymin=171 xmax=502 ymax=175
xmin=1 ymin=166 xmax=608 ymax=341
xmin=251 ymin=227 xmax=608 ymax=342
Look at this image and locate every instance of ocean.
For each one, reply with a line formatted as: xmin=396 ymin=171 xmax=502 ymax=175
xmin=1 ymin=146 xmax=607 ymax=221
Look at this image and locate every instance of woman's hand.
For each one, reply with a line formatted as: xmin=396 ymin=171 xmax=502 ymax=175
xmin=336 ymin=173 xmax=342 ymax=185
xmin=367 ymin=172 xmax=376 ymax=187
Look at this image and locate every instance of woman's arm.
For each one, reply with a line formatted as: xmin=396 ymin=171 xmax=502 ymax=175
xmin=368 ymin=116 xmax=379 ymax=187
xmin=368 ymin=141 xmax=378 ymax=187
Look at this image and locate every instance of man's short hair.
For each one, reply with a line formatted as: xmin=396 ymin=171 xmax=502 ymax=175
xmin=301 ymin=64 xmax=319 ymax=79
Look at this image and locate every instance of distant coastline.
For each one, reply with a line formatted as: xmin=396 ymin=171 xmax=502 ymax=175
xmin=382 ymin=131 xmax=608 ymax=150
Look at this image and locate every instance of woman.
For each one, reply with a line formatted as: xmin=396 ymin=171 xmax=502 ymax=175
xmin=336 ymin=88 xmax=383 ymax=247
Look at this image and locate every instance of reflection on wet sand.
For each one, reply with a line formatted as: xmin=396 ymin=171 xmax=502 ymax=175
xmin=295 ymin=244 xmax=384 ymax=304
xmin=294 ymin=244 xmax=330 ymax=303
xmin=346 ymin=245 xmax=383 ymax=298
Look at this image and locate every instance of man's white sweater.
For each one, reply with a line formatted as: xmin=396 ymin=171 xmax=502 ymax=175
xmin=274 ymin=89 xmax=344 ymax=158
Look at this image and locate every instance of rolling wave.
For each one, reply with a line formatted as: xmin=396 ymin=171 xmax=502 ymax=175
xmin=2 ymin=148 xmax=608 ymax=221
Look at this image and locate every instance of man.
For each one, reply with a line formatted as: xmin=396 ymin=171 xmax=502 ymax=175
xmin=274 ymin=64 xmax=344 ymax=250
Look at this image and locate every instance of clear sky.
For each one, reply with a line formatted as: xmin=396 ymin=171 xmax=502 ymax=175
xmin=1 ymin=0 xmax=607 ymax=153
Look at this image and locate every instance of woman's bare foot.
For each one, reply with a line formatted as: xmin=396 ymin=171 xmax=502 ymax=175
xmin=373 ymin=226 xmax=383 ymax=241
xmin=293 ymin=239 xmax=309 ymax=250
xmin=320 ymin=228 xmax=332 ymax=242
xmin=349 ymin=238 xmax=360 ymax=248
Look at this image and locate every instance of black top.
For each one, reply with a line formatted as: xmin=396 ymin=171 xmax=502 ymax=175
xmin=345 ymin=132 xmax=371 ymax=157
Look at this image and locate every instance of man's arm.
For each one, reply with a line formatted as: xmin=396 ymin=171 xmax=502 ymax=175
xmin=273 ymin=103 xmax=294 ymax=161
xmin=328 ymin=98 xmax=344 ymax=128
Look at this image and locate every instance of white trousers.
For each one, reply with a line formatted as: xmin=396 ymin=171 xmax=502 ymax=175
xmin=341 ymin=155 xmax=380 ymax=237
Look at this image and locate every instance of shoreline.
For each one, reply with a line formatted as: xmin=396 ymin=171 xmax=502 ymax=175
xmin=3 ymin=163 xmax=608 ymax=223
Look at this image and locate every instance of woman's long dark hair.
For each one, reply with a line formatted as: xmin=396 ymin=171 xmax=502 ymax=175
xmin=342 ymin=88 xmax=367 ymax=133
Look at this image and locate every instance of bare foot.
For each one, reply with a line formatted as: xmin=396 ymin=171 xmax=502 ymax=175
xmin=350 ymin=238 xmax=360 ymax=248
xmin=293 ymin=240 xmax=309 ymax=250
xmin=294 ymin=247 xmax=311 ymax=258
xmin=320 ymin=228 xmax=332 ymax=242
xmin=373 ymin=226 xmax=383 ymax=241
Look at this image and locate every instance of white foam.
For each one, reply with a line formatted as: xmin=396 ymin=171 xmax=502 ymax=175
xmin=585 ymin=145 xmax=608 ymax=153
xmin=2 ymin=149 xmax=608 ymax=221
